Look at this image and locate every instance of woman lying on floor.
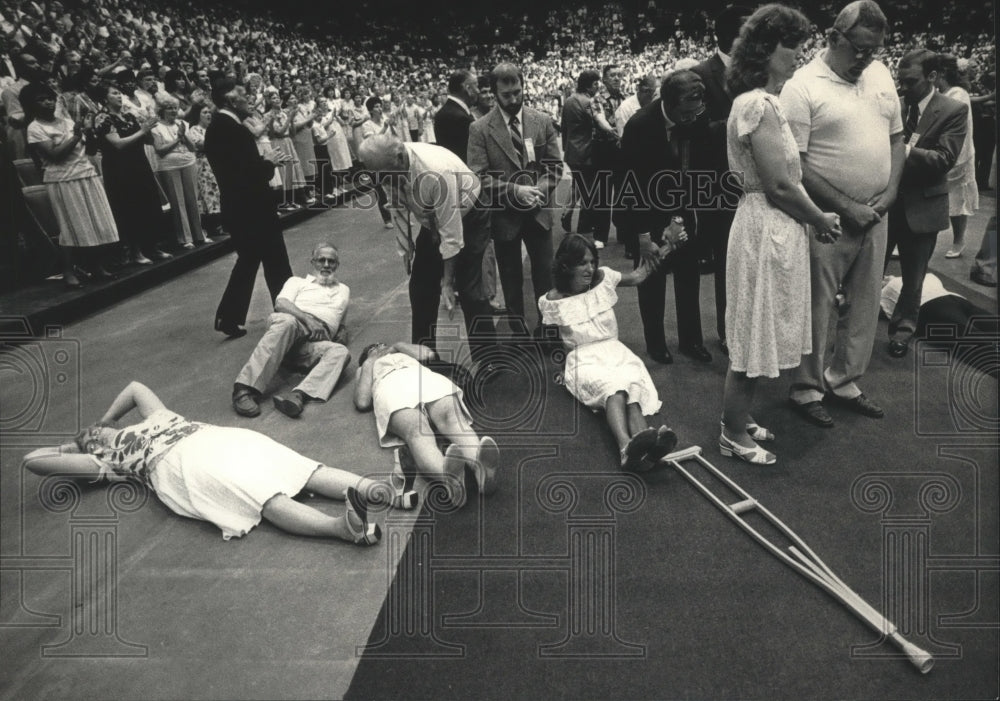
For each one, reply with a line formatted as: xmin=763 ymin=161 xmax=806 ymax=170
xmin=354 ymin=341 xmax=499 ymax=509
xmin=21 ymin=381 xmax=414 ymax=545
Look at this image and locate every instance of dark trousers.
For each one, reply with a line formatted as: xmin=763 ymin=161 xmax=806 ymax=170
xmin=216 ymin=219 xmax=293 ymax=326
xmin=409 ymin=207 xmax=496 ymax=361
xmin=918 ymin=295 xmax=998 ymax=339
xmin=636 ymin=230 xmax=703 ymax=352
xmin=698 ymin=208 xmax=735 ymax=342
xmin=885 ymin=205 xmax=938 ymax=342
xmin=592 ymin=140 xmax=621 ymax=243
xmin=570 ymin=165 xmax=598 ymax=235
xmin=493 ymin=218 xmax=554 ymax=329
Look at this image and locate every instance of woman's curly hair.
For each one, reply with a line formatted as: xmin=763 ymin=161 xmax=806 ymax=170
xmin=727 ymin=4 xmax=812 ymax=96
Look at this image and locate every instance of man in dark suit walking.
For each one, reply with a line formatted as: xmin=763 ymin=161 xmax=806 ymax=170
xmin=884 ymin=49 xmax=967 ymax=358
xmin=467 ymin=62 xmax=563 ymax=336
xmin=433 ymin=70 xmax=479 ymax=164
xmin=620 ymin=71 xmax=719 ymax=365
xmin=206 ymin=77 xmax=293 ymax=338
xmin=691 ymin=5 xmax=751 ymax=355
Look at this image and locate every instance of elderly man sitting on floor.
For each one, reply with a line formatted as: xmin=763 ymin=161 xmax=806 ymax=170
xmin=232 ymin=242 xmax=351 ymax=418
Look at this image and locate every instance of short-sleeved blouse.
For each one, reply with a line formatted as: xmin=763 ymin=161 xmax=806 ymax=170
xmin=26 ymin=117 xmax=96 ymax=181
xmin=151 ymin=121 xmax=196 ymax=170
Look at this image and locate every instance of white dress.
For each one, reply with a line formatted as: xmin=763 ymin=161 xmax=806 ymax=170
xmin=943 ymin=86 xmax=979 ymax=217
xmin=538 ymin=267 xmax=661 ymax=415
xmin=101 ymin=409 xmax=320 ymax=540
xmin=371 ymin=353 xmax=470 ymax=448
xmin=725 ymin=90 xmax=812 ymax=378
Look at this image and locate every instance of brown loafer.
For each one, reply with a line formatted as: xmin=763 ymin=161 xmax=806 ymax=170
xmin=826 ymin=392 xmax=884 ymax=419
xmin=232 ymin=387 xmax=260 ymax=417
xmin=273 ymin=391 xmax=305 ymax=418
xmin=789 ymin=399 xmax=833 ymax=428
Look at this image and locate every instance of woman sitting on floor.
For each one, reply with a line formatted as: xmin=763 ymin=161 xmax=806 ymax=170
xmin=538 ymin=233 xmax=682 ymax=472
xmin=20 ymin=382 xmax=413 ymax=545
xmin=354 ymin=342 xmax=499 ymax=509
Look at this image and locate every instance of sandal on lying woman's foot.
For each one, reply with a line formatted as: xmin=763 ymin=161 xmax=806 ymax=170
xmin=345 ymin=487 xmax=381 ymax=545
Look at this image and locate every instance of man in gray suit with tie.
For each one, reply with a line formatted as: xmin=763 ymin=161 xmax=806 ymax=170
xmin=467 ymin=62 xmax=563 ymax=337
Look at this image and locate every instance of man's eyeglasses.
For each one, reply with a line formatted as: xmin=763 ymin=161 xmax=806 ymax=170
xmin=314 ymin=257 xmax=339 ymax=266
xmin=834 ymin=29 xmax=884 ymax=61
xmin=676 ymin=104 xmax=706 ymax=124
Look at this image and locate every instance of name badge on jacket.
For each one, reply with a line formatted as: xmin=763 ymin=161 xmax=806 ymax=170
xmin=523 ymin=137 xmax=536 ymax=165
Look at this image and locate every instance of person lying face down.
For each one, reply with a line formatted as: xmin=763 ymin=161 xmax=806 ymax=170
xmin=353 ymin=341 xmax=500 ymax=510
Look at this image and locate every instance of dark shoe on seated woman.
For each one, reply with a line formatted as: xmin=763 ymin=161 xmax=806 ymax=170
xmin=620 ymin=427 xmax=658 ymax=472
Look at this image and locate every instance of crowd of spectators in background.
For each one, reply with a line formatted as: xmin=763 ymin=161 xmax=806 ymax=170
xmin=0 ymin=0 xmax=995 ymax=289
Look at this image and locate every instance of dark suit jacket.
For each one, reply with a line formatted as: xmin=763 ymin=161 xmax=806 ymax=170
xmin=691 ymin=54 xmax=732 ymax=174
xmin=898 ymin=91 xmax=968 ymax=233
xmin=204 ymin=111 xmax=279 ymax=233
xmin=560 ymin=92 xmax=594 ymax=168
xmin=619 ymin=98 xmax=717 ymax=241
xmin=467 ymin=105 xmax=563 ymax=241
xmin=433 ymin=97 xmax=474 ymax=163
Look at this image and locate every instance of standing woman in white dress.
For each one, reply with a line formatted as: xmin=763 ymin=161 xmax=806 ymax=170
xmin=421 ymin=94 xmax=438 ymax=143
xmin=23 ymin=82 xmax=120 ymax=287
xmin=933 ymin=54 xmax=979 ymax=258
xmin=538 ymin=234 xmax=680 ymax=472
xmin=719 ymin=4 xmax=842 ymax=465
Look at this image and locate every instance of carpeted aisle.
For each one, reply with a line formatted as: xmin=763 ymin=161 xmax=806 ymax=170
xmin=346 ymin=217 xmax=998 ymax=699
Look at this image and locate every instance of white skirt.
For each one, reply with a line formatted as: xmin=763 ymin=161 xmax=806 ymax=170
xmin=150 ymin=426 xmax=320 ymax=539
xmin=372 ymin=365 xmax=469 ymax=448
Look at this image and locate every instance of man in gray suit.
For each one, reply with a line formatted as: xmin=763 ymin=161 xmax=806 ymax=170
xmin=467 ymin=62 xmax=563 ymax=336
xmin=884 ymin=49 xmax=967 ymax=358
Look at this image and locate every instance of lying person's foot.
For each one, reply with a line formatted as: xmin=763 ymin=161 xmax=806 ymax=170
xmin=273 ymin=390 xmax=306 ymax=418
xmin=472 ymin=436 xmax=500 ymax=496
xmin=344 ymin=487 xmax=381 ymax=546
xmin=391 ymin=446 xmax=419 ymax=510
xmin=443 ymin=444 xmax=467 ymax=509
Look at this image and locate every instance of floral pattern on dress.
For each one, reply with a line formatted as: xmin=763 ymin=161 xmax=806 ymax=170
xmin=101 ymin=409 xmax=205 ymax=488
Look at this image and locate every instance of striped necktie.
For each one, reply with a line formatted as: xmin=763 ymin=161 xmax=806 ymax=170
xmin=904 ymin=102 xmax=920 ymax=142
xmin=509 ymin=114 xmax=524 ymax=164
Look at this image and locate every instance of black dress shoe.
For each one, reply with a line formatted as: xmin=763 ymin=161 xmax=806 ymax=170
xmin=888 ymin=339 xmax=908 ymax=358
xmin=215 ymin=318 xmax=248 ymax=339
xmin=679 ymin=344 xmax=712 ymax=363
xmin=789 ymin=399 xmax=834 ymax=428
xmin=826 ymin=392 xmax=884 ymax=418
xmin=648 ymin=348 xmax=673 ymax=364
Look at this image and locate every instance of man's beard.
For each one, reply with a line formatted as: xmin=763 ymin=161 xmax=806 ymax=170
xmin=499 ymin=100 xmax=521 ymax=116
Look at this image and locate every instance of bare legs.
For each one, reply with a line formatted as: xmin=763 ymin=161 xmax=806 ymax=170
xmin=260 ymin=466 xmax=382 ymax=542
xmin=722 ymin=369 xmax=757 ymax=449
xmin=948 ymin=215 xmax=968 ymax=255
xmin=605 ymin=391 xmax=647 ymax=452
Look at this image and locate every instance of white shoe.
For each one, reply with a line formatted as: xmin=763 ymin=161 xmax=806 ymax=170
xmin=594 ymin=240 xmax=605 ymax=250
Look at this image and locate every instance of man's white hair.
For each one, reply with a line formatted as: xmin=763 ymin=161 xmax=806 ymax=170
xmin=357 ymin=133 xmax=405 ymax=172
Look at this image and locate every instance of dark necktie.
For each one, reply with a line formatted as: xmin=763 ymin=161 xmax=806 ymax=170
xmin=509 ymin=115 xmax=524 ymax=164
xmin=904 ymin=102 xmax=920 ymax=142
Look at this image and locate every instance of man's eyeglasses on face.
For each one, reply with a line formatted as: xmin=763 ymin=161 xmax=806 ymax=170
xmin=834 ymin=29 xmax=884 ymax=61
xmin=314 ymin=257 xmax=338 ymax=266
xmin=676 ymin=104 xmax=706 ymax=124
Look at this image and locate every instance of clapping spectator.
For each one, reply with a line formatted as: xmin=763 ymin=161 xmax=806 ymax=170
xmin=185 ymin=102 xmax=224 ymax=239
xmin=23 ymin=81 xmax=120 ymax=287
xmin=151 ymin=93 xmax=207 ymax=249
